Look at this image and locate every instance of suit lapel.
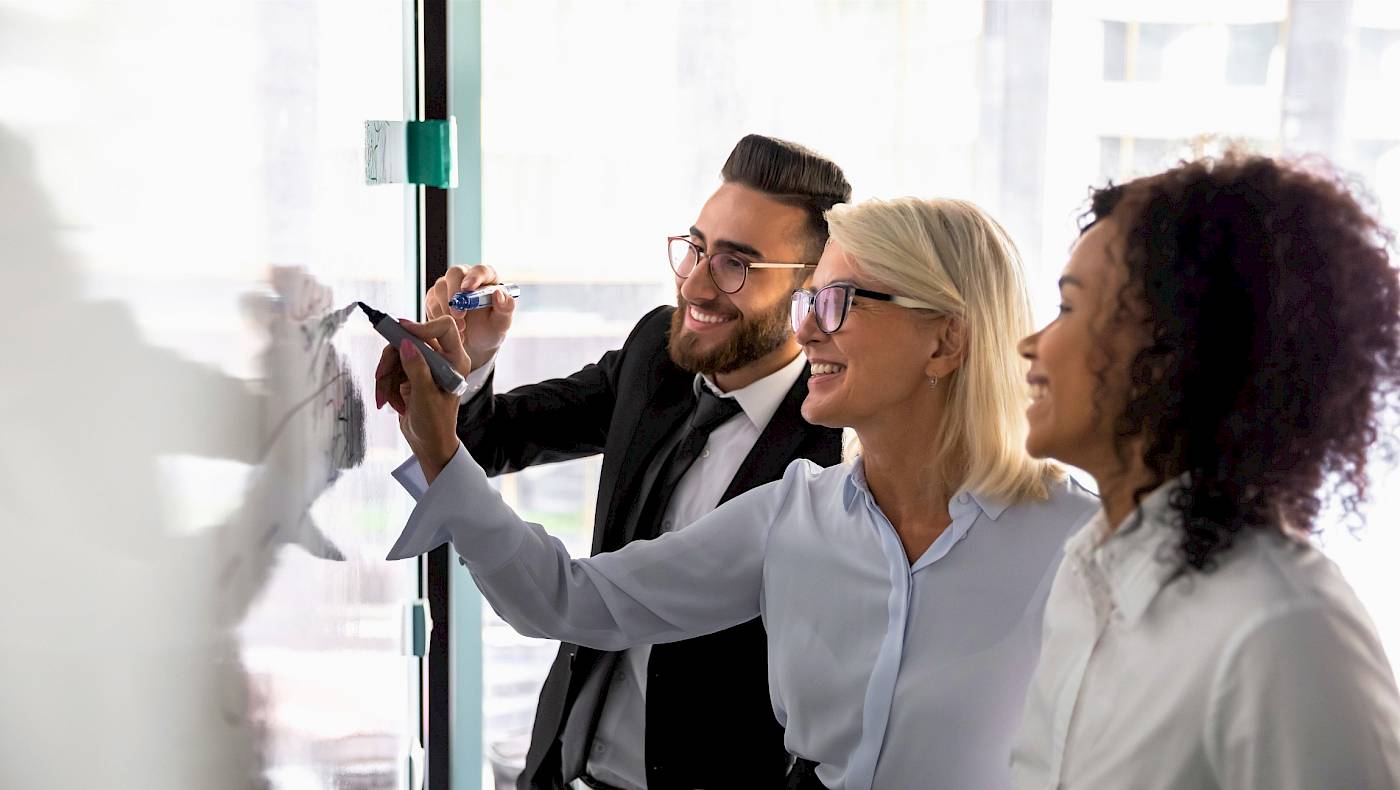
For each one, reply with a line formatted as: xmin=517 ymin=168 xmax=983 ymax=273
xmin=718 ymin=366 xmax=818 ymax=505
xmin=599 ymin=365 xmax=694 ymax=552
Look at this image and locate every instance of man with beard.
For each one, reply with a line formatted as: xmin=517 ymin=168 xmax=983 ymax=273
xmin=378 ymin=134 xmax=849 ymax=789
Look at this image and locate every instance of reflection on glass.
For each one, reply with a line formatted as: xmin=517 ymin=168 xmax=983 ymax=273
xmin=0 ymin=1 xmax=420 ymax=788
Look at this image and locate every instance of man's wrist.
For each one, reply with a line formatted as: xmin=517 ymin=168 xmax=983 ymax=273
xmin=467 ymin=348 xmax=499 ymax=374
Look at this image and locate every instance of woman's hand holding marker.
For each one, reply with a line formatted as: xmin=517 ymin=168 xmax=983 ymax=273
xmin=386 ymin=315 xmax=471 ymax=483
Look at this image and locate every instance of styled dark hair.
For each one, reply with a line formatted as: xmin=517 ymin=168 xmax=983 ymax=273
xmin=720 ymin=134 xmax=852 ymax=259
xmin=1084 ymin=153 xmax=1400 ymax=573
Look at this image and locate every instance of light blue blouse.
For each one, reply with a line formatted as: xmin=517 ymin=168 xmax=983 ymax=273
xmin=389 ymin=445 xmax=1097 ymax=790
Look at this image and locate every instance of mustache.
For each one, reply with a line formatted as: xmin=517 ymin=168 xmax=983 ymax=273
xmin=678 ymin=294 xmax=740 ymax=319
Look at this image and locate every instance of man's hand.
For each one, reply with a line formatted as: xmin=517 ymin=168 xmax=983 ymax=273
xmin=375 ymin=265 xmax=515 ymax=415
xmin=426 ymin=264 xmax=516 ymax=371
xmin=381 ymin=316 xmax=472 ymax=483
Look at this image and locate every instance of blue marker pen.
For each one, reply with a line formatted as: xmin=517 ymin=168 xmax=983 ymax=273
xmin=449 ymin=283 xmax=520 ymax=312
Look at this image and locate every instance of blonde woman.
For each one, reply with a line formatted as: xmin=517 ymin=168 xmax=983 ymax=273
xmin=380 ymin=198 xmax=1099 ymax=790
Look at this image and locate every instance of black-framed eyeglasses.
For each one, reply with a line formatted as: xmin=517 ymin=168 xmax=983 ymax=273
xmin=790 ymin=283 xmax=941 ymax=334
xmin=668 ymin=235 xmax=817 ymax=294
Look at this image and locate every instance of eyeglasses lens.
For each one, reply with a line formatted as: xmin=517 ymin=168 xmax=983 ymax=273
xmin=815 ymin=286 xmax=846 ymax=333
xmin=669 ymin=238 xmax=698 ymax=278
xmin=790 ymin=291 xmax=811 ymax=333
xmin=708 ymin=253 xmax=747 ymax=293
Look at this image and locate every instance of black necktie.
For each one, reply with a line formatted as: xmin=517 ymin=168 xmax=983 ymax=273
xmin=631 ymin=386 xmax=744 ymax=540
xmin=559 ymin=388 xmax=744 ymax=776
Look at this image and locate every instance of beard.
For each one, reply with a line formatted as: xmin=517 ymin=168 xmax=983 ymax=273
xmin=667 ymin=292 xmax=792 ymax=375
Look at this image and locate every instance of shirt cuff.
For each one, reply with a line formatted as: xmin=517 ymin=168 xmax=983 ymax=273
xmin=385 ymin=442 xmax=528 ymax=571
xmin=459 ymin=354 xmax=496 ymax=404
xmin=385 ymin=444 xmax=468 ymax=560
xmin=391 ymin=455 xmax=430 ymax=500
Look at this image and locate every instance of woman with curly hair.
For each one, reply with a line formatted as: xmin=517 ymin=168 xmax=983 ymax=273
xmin=1011 ymin=153 xmax=1400 ymax=788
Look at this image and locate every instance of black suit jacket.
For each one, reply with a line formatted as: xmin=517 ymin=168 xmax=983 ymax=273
xmin=457 ymin=306 xmax=843 ymax=789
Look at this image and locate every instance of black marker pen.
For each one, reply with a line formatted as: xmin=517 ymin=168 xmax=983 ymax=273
xmin=356 ymin=302 xmax=469 ymax=397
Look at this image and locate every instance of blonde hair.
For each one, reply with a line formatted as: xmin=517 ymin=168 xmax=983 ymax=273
xmin=827 ymin=197 xmax=1061 ymax=503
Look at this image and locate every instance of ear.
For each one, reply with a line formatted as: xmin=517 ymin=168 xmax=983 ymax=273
xmin=924 ymin=316 xmax=967 ymax=380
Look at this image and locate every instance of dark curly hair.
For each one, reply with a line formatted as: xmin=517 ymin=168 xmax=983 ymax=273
xmin=1083 ymin=153 xmax=1400 ymax=573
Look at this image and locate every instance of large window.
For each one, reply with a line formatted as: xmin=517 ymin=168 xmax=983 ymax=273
xmin=475 ymin=1 xmax=1400 ymax=784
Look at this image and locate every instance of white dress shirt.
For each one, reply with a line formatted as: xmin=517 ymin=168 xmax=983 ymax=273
xmin=389 ymin=445 xmax=1098 ymax=789
xmin=1011 ymin=482 xmax=1400 ymax=790
xmin=585 ymin=352 xmax=806 ymax=790
xmin=457 ymin=355 xmax=496 ymax=402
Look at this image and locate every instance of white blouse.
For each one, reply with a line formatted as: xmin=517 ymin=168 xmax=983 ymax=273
xmin=1011 ymin=482 xmax=1400 ymax=789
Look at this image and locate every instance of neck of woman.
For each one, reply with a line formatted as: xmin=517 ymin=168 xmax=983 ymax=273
xmin=857 ymin=417 xmax=964 ymax=564
xmin=1093 ymin=450 xmax=1160 ymax=533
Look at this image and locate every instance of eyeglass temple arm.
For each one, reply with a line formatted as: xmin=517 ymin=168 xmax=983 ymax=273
xmin=888 ymin=295 xmax=941 ymax=310
xmin=850 ymin=287 xmax=940 ymax=311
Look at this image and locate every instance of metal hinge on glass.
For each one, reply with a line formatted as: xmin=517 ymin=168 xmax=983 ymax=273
xmin=365 ymin=118 xmax=458 ymax=188
xmin=403 ymin=599 xmax=433 ymax=657
xmin=405 ymin=741 xmax=426 ymax=790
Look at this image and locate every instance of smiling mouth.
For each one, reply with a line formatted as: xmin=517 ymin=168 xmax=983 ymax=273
xmin=1028 ymin=380 xmax=1048 ymax=403
xmin=810 ymin=362 xmax=846 ymax=376
xmin=687 ymin=305 xmax=735 ymax=325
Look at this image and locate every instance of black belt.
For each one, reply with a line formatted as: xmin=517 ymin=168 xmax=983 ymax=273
xmin=784 ymin=758 xmax=828 ymax=790
xmin=579 ymin=761 xmax=823 ymax=790
xmin=577 ymin=774 xmax=627 ymax=790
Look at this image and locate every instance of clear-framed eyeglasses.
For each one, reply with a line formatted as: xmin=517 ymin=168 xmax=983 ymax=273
xmin=668 ymin=235 xmax=816 ymax=294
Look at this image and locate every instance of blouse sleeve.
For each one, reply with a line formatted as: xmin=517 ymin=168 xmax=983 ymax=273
xmin=1205 ymin=599 xmax=1400 ymax=789
xmin=388 ymin=443 xmax=809 ymax=650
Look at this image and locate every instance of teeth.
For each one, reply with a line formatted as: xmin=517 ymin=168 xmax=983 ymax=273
xmin=810 ymin=362 xmax=846 ymax=376
xmin=689 ymin=306 xmax=732 ymax=324
xmin=1029 ymin=382 xmax=1048 ymax=401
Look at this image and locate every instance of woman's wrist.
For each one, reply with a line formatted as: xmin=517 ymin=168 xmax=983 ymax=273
xmin=432 ymin=440 xmax=459 ymax=481
xmin=415 ymin=438 xmax=458 ymax=486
